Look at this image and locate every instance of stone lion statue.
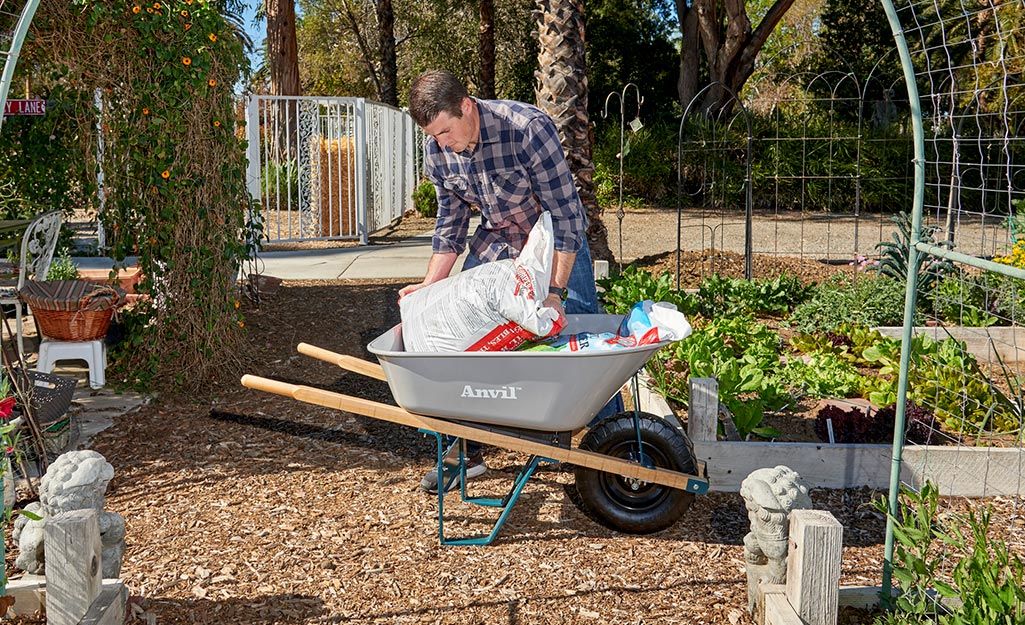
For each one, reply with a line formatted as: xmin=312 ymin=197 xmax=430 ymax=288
xmin=13 ymin=450 xmax=126 ymax=578
xmin=740 ymin=465 xmax=812 ymax=614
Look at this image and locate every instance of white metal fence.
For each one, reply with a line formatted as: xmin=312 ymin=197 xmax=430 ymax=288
xmin=245 ymin=95 xmax=419 ymax=245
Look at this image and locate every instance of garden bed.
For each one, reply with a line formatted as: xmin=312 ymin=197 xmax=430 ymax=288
xmin=637 ymin=381 xmax=1024 ymax=497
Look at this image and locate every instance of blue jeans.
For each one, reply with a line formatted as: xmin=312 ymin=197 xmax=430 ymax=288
xmin=454 ymin=238 xmax=624 ymax=459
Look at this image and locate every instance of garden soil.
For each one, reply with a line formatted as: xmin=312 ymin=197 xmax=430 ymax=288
xmin=3 ymin=209 xmax=1015 ymax=624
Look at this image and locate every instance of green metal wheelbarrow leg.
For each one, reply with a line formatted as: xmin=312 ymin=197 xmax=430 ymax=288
xmin=421 ymin=429 xmax=549 ymax=546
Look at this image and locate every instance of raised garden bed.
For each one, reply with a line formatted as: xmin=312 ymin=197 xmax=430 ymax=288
xmin=637 ymin=379 xmax=1023 ymax=497
xmin=874 ymin=325 xmax=1025 ymax=366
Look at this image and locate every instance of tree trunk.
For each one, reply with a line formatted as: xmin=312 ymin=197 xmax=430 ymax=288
xmin=479 ymin=0 xmax=496 ymax=99
xmin=535 ymin=0 xmax=611 ymax=262
xmin=266 ymin=0 xmax=301 ymax=159
xmin=266 ymin=0 xmax=301 ymax=97
xmin=676 ymin=0 xmax=701 ymax=114
xmin=377 ymin=0 xmax=398 ymax=106
xmin=679 ymin=0 xmax=796 ymax=117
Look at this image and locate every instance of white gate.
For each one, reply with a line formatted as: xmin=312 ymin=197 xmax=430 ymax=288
xmin=245 ymin=95 xmax=418 ymax=245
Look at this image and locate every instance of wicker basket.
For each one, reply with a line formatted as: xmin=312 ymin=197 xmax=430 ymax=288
xmin=19 ymin=280 xmax=125 ymax=342
xmin=4 ymin=370 xmax=79 ymax=460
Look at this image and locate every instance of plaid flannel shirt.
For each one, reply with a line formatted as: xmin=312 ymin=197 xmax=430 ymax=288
xmin=424 ymin=98 xmax=588 ymax=261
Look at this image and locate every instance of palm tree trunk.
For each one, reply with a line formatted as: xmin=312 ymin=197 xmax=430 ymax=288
xmin=377 ymin=0 xmax=398 ymax=106
xmin=479 ymin=0 xmax=496 ymax=99
xmin=535 ymin=0 xmax=611 ymax=262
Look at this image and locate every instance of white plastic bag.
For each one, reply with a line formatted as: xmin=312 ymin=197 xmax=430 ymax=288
xmin=400 ymin=213 xmax=562 ymax=352
xmin=520 ymin=300 xmax=692 ymax=352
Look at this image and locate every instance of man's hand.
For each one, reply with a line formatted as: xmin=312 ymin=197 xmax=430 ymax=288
xmin=398 ymin=251 xmax=459 ymax=303
xmin=398 ymin=282 xmax=428 ymax=301
xmin=543 ymin=293 xmax=567 ymax=331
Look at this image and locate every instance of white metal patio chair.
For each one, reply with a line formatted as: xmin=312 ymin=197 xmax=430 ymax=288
xmin=0 ymin=210 xmax=62 ymax=363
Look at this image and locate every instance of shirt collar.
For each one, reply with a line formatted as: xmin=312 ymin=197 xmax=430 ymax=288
xmin=474 ymin=98 xmax=499 ymax=147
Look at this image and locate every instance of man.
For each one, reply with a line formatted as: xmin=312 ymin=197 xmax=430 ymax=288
xmin=401 ymin=70 xmax=616 ymax=492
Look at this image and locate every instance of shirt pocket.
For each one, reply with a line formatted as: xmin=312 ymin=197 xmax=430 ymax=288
xmin=440 ymin=174 xmax=476 ymax=203
xmin=490 ymin=168 xmax=532 ymax=207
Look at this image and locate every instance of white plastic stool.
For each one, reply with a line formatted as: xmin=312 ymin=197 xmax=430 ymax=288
xmin=36 ymin=339 xmax=107 ymax=389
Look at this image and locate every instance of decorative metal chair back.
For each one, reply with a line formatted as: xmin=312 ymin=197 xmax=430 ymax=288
xmin=17 ymin=210 xmax=62 ymax=288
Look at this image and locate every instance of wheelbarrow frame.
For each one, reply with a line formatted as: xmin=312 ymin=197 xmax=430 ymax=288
xmin=242 ymin=343 xmax=709 ymax=545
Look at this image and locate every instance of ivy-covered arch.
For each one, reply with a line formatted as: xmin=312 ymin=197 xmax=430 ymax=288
xmin=28 ymin=0 xmax=252 ymax=388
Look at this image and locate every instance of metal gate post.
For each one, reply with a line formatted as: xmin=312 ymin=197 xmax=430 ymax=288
xmin=244 ymin=95 xmax=263 ymax=250
xmin=354 ymin=98 xmax=369 ymax=245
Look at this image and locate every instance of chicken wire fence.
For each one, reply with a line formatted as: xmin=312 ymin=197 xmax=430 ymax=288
xmin=878 ymin=0 xmax=1025 ymax=606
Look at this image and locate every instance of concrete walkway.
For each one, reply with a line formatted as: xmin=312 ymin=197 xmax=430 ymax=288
xmin=72 ymin=230 xmax=444 ymax=282
xmin=250 ymin=232 xmax=440 ymax=280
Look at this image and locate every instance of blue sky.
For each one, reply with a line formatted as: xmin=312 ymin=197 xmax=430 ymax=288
xmin=241 ymin=2 xmax=265 ymax=68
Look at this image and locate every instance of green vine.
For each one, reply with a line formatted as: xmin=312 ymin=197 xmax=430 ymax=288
xmin=32 ymin=0 xmax=252 ymax=388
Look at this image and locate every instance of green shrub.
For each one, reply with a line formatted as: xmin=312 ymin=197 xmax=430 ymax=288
xmin=412 ymin=179 xmax=438 ymax=218
xmin=592 ymin=121 xmax=678 ymax=206
xmin=932 ymin=271 xmax=999 ymax=327
xmin=788 ymin=273 xmax=914 ymax=333
xmin=874 ymin=482 xmax=1025 ymax=624
xmin=46 ymin=248 xmax=80 ymax=281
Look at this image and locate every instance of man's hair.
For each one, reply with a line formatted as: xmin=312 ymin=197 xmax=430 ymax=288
xmin=409 ymin=70 xmax=469 ymax=127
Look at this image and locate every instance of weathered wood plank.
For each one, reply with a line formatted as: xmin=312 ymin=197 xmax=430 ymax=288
xmin=787 ymin=510 xmax=843 ymax=625
xmin=4 ymin=575 xmax=45 ymax=617
xmin=690 ymin=440 xmax=1025 ymax=495
xmin=688 ymin=377 xmax=718 ymax=442
xmin=45 ymin=509 xmax=103 ymax=625
xmin=763 ymin=591 xmax=803 ymax=625
xmin=80 ymin=581 xmax=128 ymax=625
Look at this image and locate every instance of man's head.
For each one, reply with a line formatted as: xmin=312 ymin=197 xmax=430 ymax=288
xmin=409 ymin=70 xmax=479 ymax=153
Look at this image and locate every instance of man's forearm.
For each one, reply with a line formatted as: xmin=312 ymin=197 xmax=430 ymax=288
xmin=423 ymin=252 xmax=460 ymax=285
xmin=550 ymin=251 xmax=576 ymax=292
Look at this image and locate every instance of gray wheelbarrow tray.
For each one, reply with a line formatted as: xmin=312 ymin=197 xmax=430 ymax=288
xmin=242 ymin=314 xmax=708 ymax=543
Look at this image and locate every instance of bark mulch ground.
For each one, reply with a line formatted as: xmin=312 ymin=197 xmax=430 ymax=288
xmin=2 ymin=211 xmax=1014 ymax=624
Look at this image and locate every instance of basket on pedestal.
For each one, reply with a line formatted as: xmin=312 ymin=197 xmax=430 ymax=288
xmin=19 ymin=280 xmax=126 ymax=342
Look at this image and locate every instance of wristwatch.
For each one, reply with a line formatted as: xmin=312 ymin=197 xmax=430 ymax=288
xmin=548 ymin=285 xmax=566 ymax=300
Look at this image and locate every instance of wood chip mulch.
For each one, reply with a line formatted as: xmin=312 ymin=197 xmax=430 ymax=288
xmin=3 ymin=249 xmax=1020 ymax=624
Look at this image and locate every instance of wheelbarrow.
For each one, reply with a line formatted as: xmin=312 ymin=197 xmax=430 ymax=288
xmin=242 ymin=314 xmax=709 ymax=545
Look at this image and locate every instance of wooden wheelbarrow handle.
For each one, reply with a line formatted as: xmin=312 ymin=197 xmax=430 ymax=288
xmin=297 ymin=342 xmax=386 ymax=381
xmin=240 ymin=374 xmax=708 ymax=494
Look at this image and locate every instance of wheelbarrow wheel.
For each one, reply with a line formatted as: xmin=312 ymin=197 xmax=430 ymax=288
xmin=572 ymin=412 xmax=696 ymax=534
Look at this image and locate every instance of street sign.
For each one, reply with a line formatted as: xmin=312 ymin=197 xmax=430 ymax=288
xmin=3 ymin=99 xmax=47 ymax=116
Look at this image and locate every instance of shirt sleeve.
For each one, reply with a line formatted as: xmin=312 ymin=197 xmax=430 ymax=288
xmin=424 ymin=153 xmax=471 ymax=255
xmin=520 ymin=116 xmax=587 ymax=253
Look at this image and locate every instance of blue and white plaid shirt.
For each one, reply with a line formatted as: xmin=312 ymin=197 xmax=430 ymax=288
xmin=424 ymin=98 xmax=588 ymax=261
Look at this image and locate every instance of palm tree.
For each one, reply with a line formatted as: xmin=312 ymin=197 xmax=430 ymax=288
xmin=535 ymin=0 xmax=612 ymax=262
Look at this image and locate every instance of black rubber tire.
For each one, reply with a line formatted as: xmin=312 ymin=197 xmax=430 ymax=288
xmin=572 ymin=412 xmax=697 ymax=534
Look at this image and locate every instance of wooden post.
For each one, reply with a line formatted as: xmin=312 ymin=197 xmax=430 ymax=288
xmin=688 ymin=378 xmax=718 ymax=442
xmin=786 ymin=510 xmax=843 ymax=625
xmin=45 ymin=509 xmax=103 ymax=625
xmin=593 ymin=260 xmax=609 ymax=281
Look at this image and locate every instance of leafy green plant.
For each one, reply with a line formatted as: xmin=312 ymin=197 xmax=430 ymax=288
xmin=933 ymin=272 xmax=1000 ymax=327
xmin=649 ymin=315 xmax=787 ymax=439
xmin=780 ymin=352 xmax=864 ymax=400
xmin=46 ymin=248 xmax=80 ymax=281
xmin=1002 ymin=197 xmax=1025 ymax=242
xmin=412 ymin=178 xmax=438 ymax=218
xmin=874 ymin=211 xmax=953 ymax=298
xmin=874 ymin=482 xmax=1025 ymax=624
xmin=597 ymin=265 xmax=698 ymax=315
xmin=697 ymin=272 xmax=810 ymax=318
xmin=788 ymin=273 xmax=913 ymax=333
